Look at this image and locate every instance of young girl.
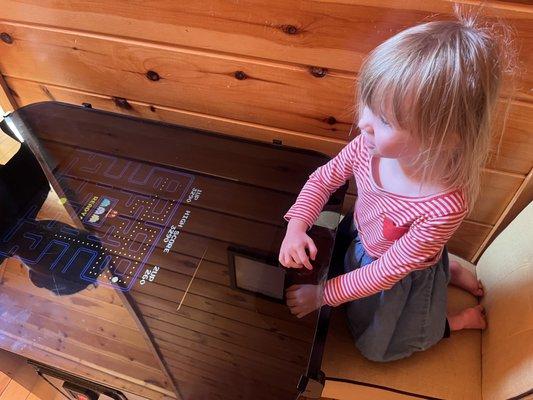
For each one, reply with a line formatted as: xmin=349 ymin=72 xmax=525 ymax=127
xmin=279 ymin=13 xmax=513 ymax=362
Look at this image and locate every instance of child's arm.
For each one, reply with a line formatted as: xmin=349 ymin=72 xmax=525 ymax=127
xmin=324 ymin=208 xmax=468 ymax=307
xmin=280 ymin=136 xmax=364 ymax=269
xmin=284 ymin=135 xmax=364 ymax=228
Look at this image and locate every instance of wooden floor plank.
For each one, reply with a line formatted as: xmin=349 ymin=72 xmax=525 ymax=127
xmin=2 ymin=269 xmax=138 ymax=330
xmin=0 ymin=350 xmax=38 ymax=400
xmin=0 ymin=374 xmax=10 ymax=398
xmin=25 ymin=376 xmax=65 ymax=400
xmin=0 ymin=379 xmax=31 ymax=400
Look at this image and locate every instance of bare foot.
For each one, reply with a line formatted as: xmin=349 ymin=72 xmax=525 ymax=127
xmin=449 ymin=260 xmax=484 ymax=297
xmin=448 ymin=305 xmax=487 ymax=331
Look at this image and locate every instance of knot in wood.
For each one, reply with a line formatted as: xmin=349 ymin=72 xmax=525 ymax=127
xmin=146 ymin=70 xmax=160 ymax=81
xmin=310 ymin=66 xmax=328 ymax=78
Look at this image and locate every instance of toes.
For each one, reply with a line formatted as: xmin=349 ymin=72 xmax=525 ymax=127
xmin=478 ymin=305 xmax=487 ymax=318
xmin=474 ymin=280 xmax=485 ymax=297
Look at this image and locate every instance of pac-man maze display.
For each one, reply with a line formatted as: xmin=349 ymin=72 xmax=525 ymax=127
xmin=1 ymin=149 xmax=194 ymax=292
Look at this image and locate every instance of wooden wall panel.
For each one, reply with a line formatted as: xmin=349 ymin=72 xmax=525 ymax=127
xmin=447 ymin=221 xmax=493 ymax=261
xmin=469 ymin=170 xmax=524 ymax=225
xmin=0 ymin=22 xmax=354 ymax=140
xmin=489 ymin=100 xmax=533 ymax=175
xmin=0 ymin=0 xmax=531 ymax=101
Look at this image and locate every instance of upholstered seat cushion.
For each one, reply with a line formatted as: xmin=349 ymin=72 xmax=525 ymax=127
xmin=476 ymin=203 xmax=533 ymax=400
xmin=322 ymin=254 xmax=481 ymax=400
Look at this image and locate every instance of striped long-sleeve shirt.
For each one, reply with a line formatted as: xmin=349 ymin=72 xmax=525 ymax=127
xmin=284 ymin=134 xmax=468 ymax=307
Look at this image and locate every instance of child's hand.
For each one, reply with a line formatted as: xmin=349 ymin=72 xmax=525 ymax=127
xmin=286 ymin=284 xmax=324 ymax=318
xmin=279 ymin=219 xmax=317 ymax=270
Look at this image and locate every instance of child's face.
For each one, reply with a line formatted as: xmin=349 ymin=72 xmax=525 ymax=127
xmin=357 ymin=106 xmax=419 ymax=159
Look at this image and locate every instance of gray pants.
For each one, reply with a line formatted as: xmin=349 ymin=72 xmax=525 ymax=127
xmin=343 ymin=221 xmax=450 ymax=362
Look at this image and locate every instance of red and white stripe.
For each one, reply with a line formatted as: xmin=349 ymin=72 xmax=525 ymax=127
xmin=284 ymin=134 xmax=468 ymax=307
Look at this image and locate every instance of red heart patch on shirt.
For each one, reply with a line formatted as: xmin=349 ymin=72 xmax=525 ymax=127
xmin=382 ymin=216 xmax=409 ymax=241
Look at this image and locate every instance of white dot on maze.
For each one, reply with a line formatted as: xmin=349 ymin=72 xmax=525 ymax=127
xmin=111 ymin=276 xmax=119 ymax=283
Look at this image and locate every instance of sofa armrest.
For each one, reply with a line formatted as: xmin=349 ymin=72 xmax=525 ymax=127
xmin=476 ymin=202 xmax=533 ymax=400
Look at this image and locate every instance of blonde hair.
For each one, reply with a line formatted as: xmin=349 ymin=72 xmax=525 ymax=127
xmin=356 ymin=6 xmax=517 ymax=211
